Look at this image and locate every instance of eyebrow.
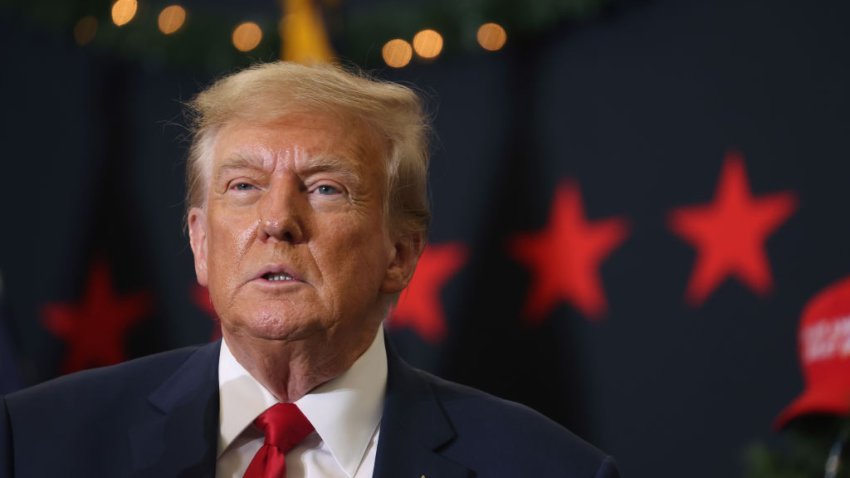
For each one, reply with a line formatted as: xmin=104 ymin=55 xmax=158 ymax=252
xmin=300 ymin=154 xmax=361 ymax=184
xmin=213 ymin=152 xmax=362 ymax=185
xmin=213 ymin=153 xmax=266 ymax=181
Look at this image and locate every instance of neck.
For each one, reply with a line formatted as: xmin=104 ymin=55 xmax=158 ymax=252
xmin=222 ymin=327 xmax=379 ymax=402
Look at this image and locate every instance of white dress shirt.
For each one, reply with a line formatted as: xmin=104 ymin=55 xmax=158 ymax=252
xmin=215 ymin=330 xmax=387 ymax=478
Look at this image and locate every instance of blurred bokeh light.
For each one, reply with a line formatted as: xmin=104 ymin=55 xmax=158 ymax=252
xmin=73 ymin=16 xmax=97 ymax=45
xmin=382 ymin=38 xmax=413 ymax=68
xmin=477 ymin=22 xmax=507 ymax=51
xmin=111 ymin=0 xmax=138 ymax=27
xmin=412 ymin=29 xmax=443 ymax=59
xmin=232 ymin=22 xmax=263 ymax=52
xmin=158 ymin=5 xmax=187 ymax=35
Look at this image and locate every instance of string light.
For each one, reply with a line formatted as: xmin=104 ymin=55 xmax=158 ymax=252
xmin=476 ymin=22 xmax=507 ymax=51
xmin=382 ymin=39 xmax=413 ymax=68
xmin=412 ymin=29 xmax=443 ymax=59
xmin=73 ymin=16 xmax=98 ymax=45
xmin=232 ymin=22 xmax=263 ymax=52
xmin=111 ymin=0 xmax=138 ymax=27
xmin=158 ymin=5 xmax=187 ymax=35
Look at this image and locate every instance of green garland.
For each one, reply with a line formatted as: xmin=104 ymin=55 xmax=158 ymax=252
xmin=1 ymin=0 xmax=280 ymax=71
xmin=1 ymin=0 xmax=612 ymax=72
xmin=340 ymin=0 xmax=611 ymax=62
xmin=744 ymin=417 xmax=850 ymax=478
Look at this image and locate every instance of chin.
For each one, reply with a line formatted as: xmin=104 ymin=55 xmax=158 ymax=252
xmin=226 ymin=309 xmax=324 ymax=342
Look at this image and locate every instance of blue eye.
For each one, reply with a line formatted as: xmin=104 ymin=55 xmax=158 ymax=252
xmin=316 ymin=184 xmax=340 ymax=195
xmin=232 ymin=182 xmax=255 ymax=191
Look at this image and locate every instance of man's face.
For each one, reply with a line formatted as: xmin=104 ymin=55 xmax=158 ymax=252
xmin=188 ymin=113 xmax=413 ymax=347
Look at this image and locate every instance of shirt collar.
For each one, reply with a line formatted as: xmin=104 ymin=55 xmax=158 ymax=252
xmin=217 ymin=329 xmax=387 ymax=477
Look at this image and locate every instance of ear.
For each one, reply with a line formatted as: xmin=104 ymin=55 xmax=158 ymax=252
xmin=381 ymin=232 xmax=425 ymax=294
xmin=187 ymin=207 xmax=209 ymax=287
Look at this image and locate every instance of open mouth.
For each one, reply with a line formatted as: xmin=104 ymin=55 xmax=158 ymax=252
xmin=262 ymin=272 xmax=295 ymax=282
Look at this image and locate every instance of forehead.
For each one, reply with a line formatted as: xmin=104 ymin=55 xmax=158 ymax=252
xmin=210 ymin=112 xmax=386 ymax=176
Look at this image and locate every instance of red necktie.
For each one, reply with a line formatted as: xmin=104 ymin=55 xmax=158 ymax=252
xmin=244 ymin=403 xmax=315 ymax=478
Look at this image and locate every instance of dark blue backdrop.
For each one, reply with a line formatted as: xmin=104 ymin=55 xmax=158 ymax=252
xmin=2 ymin=1 xmax=849 ymax=476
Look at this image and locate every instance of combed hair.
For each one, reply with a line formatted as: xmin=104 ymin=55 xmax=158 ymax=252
xmin=185 ymin=61 xmax=431 ymax=238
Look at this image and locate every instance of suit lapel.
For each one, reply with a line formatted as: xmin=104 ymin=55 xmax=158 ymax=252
xmin=129 ymin=341 xmax=221 ymax=477
xmin=123 ymin=335 xmax=469 ymax=477
xmin=373 ymin=337 xmax=470 ymax=478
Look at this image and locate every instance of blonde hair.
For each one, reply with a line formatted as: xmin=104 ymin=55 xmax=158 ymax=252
xmin=185 ymin=61 xmax=431 ymax=238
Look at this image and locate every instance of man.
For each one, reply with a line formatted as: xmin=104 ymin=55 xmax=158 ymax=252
xmin=0 ymin=62 xmax=619 ymax=477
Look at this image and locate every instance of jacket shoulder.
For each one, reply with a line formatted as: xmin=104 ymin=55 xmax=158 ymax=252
xmin=2 ymin=343 xmax=220 ymax=477
xmin=417 ymin=370 xmax=618 ymax=477
xmin=5 ymin=345 xmax=206 ymax=412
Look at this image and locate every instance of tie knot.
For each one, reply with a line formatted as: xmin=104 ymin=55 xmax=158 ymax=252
xmin=254 ymin=403 xmax=314 ymax=453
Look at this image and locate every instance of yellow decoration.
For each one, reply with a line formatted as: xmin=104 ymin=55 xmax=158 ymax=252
xmin=279 ymin=0 xmax=334 ymax=63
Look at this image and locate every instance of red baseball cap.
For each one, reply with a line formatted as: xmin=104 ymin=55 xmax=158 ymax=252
xmin=775 ymin=276 xmax=850 ymax=430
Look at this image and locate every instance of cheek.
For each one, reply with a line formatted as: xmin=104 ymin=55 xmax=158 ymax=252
xmin=233 ymin=221 xmax=257 ymax=256
xmin=207 ymin=215 xmax=257 ymax=280
xmin=314 ymin=219 xmax=391 ymax=294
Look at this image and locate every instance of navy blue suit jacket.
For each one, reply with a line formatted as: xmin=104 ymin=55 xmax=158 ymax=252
xmin=0 ymin=338 xmax=619 ymax=477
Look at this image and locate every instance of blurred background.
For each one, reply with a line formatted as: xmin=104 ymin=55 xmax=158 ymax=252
xmin=2 ymin=0 xmax=850 ymax=476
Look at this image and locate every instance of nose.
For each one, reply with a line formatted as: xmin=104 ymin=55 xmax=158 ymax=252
xmin=257 ymin=176 xmax=307 ymax=244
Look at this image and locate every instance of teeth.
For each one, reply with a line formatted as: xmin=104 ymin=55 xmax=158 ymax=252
xmin=266 ymin=273 xmax=293 ymax=281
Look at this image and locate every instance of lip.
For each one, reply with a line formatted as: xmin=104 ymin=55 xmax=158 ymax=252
xmin=252 ymin=264 xmax=305 ymax=283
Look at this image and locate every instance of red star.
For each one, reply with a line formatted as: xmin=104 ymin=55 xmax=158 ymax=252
xmin=389 ymin=243 xmax=467 ymax=343
xmin=192 ymin=284 xmax=222 ymax=341
xmin=42 ymin=259 xmax=151 ymax=374
xmin=668 ymin=150 xmax=798 ymax=305
xmin=510 ymin=181 xmax=629 ymax=324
